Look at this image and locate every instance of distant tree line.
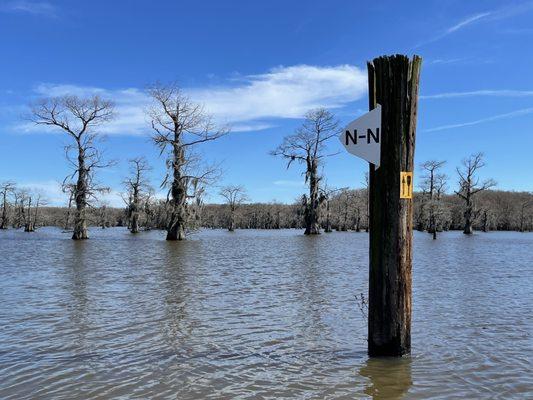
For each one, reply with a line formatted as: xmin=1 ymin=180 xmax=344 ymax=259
xmin=1 ymin=185 xmax=532 ymax=234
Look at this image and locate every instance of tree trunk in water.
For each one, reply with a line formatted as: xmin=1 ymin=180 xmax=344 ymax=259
xmin=24 ymin=199 xmax=34 ymax=232
xmin=481 ymin=211 xmax=489 ymax=232
xmin=228 ymin=208 xmax=235 ymax=231
xmin=463 ymin=201 xmax=473 ymax=235
xmin=367 ymin=55 xmax=421 ymax=357
xmin=304 ymin=161 xmax=320 ymax=235
xmin=130 ymin=187 xmax=140 ymax=233
xmin=72 ymin=147 xmax=88 ymax=240
xmin=1 ymin=192 xmax=7 ymax=229
xmin=428 ymin=210 xmax=437 ymax=239
xmin=131 ymin=212 xmax=139 ymax=233
xmin=166 ymin=145 xmax=187 ymax=241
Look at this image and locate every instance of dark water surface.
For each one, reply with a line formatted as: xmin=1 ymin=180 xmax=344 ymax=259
xmin=0 ymin=228 xmax=531 ymax=399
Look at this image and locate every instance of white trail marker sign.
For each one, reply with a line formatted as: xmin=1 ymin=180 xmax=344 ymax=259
xmin=339 ymin=104 xmax=382 ymax=168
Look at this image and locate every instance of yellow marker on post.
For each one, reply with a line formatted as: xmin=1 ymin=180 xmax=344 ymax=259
xmin=400 ymin=172 xmax=413 ymax=199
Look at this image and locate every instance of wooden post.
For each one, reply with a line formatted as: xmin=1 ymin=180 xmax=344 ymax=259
xmin=367 ymin=55 xmax=422 ymax=357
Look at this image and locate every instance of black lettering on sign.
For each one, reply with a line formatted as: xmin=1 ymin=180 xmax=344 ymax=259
xmin=345 ymin=130 xmax=357 ymax=145
xmin=367 ymin=128 xmax=380 ymax=144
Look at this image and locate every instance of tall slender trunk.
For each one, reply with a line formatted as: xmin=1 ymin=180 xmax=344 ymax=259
xmin=0 ymin=192 xmax=7 ymax=229
xmin=429 ymin=208 xmax=438 ymax=239
xmin=228 ymin=205 xmax=235 ymax=231
xmin=304 ymin=161 xmax=320 ymax=235
xmin=167 ymin=144 xmax=187 ymax=240
xmin=482 ymin=210 xmax=489 ymax=232
xmin=463 ymin=197 xmax=473 ymax=235
xmin=24 ymin=198 xmax=34 ymax=232
xmin=131 ymin=187 xmax=140 ymax=233
xmin=73 ymin=146 xmax=88 ymax=240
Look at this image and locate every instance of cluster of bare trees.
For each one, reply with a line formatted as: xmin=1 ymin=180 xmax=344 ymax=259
xmin=22 ymin=83 xmax=230 ymax=241
xmin=1 ymin=84 xmax=531 ymax=239
xmin=2 ymin=183 xmax=532 ymax=235
xmin=414 ymin=153 xmax=499 ymax=238
xmin=0 ymin=182 xmax=47 ymax=232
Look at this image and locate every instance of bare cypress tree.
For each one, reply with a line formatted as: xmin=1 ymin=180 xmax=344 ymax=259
xmin=0 ymin=181 xmax=16 ymax=229
xmin=420 ymin=160 xmax=446 ymax=239
xmin=30 ymin=95 xmax=115 ymax=240
xmin=124 ymin=157 xmax=152 ymax=233
xmin=219 ymin=185 xmax=249 ymax=231
xmin=320 ymin=185 xmax=344 ymax=233
xmin=271 ymin=108 xmax=339 ymax=235
xmin=455 ymin=153 xmax=496 ymax=234
xmin=147 ymin=83 xmax=228 ymax=240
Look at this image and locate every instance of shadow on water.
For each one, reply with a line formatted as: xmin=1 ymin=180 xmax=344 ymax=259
xmin=358 ymin=357 xmax=412 ymax=399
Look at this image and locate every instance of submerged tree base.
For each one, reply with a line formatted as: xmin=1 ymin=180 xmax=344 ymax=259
xmin=304 ymin=224 xmax=321 ymax=235
xmin=72 ymin=227 xmax=89 ymax=240
xmin=166 ymin=226 xmax=186 ymax=240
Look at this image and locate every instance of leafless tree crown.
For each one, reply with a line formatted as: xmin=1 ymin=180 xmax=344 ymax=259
xmin=455 ymin=153 xmax=496 ymax=199
xmin=271 ymin=108 xmax=340 ymax=170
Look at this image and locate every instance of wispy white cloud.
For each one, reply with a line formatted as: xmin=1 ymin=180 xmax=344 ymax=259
xmin=425 ymin=107 xmax=533 ymax=132
xmin=190 ymin=64 xmax=367 ymax=122
xmin=232 ymin=123 xmax=276 ymax=132
xmin=417 ymin=2 xmax=533 ymax=47
xmin=0 ymin=1 xmax=57 ymax=17
xmin=421 ymin=89 xmax=533 ymax=100
xmin=445 ymin=12 xmax=491 ymax=34
xmin=19 ymin=64 xmax=367 ymax=135
xmin=426 ymin=58 xmax=467 ymax=66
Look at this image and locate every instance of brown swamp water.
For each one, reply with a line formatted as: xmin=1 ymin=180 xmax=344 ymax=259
xmin=0 ymin=228 xmax=531 ymax=399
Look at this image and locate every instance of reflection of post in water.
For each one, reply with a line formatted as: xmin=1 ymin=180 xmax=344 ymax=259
xmin=359 ymin=357 xmax=412 ymax=400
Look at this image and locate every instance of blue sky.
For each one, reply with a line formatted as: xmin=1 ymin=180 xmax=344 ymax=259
xmin=1 ymin=0 xmax=532 ymax=206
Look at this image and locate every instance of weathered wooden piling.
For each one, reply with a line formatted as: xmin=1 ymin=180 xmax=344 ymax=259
xmin=367 ymin=55 xmax=422 ymax=357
